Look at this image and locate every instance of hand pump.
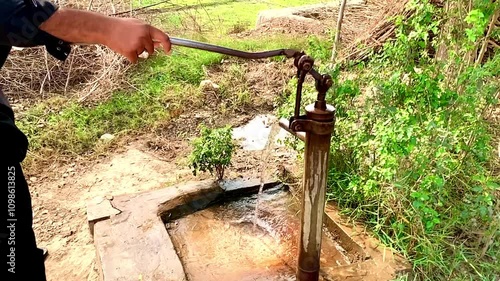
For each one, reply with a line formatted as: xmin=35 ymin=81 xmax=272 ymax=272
xmin=170 ymin=37 xmax=336 ymax=281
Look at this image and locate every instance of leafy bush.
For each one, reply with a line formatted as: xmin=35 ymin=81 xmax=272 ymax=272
xmin=279 ymin=0 xmax=499 ymax=279
xmin=189 ymin=125 xmax=235 ymax=181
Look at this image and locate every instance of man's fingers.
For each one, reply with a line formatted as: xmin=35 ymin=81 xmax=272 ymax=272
xmin=150 ymin=27 xmax=171 ymax=54
xmin=143 ymin=39 xmax=155 ymax=55
xmin=126 ymin=52 xmax=138 ymax=64
xmin=120 ymin=25 xmax=170 ymax=63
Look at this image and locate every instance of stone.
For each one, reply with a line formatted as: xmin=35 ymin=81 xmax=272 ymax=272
xmin=91 ymin=180 xmax=219 ymax=281
xmin=100 ymin=133 xmax=115 ymax=141
xmin=86 ymin=196 xmax=121 ymax=235
xmin=62 ymin=229 xmax=74 ymax=238
xmin=232 ymin=114 xmax=277 ymax=151
xmin=138 ymin=51 xmax=150 ymax=59
xmin=199 ymin=80 xmax=220 ymax=92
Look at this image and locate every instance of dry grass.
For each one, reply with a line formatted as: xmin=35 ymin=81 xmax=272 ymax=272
xmin=339 ymin=0 xmax=449 ymax=63
xmin=237 ymin=0 xmax=390 ymax=51
xmin=335 ymin=0 xmax=389 ymax=46
xmin=1 ymin=45 xmax=130 ymax=104
xmin=339 ymin=0 xmax=410 ymax=62
xmin=0 ymin=0 xmax=142 ymax=105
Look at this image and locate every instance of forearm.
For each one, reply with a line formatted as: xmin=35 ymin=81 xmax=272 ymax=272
xmin=0 ymin=0 xmax=170 ymax=63
xmin=39 ymin=8 xmax=112 ymax=45
xmin=39 ymin=8 xmax=171 ymax=63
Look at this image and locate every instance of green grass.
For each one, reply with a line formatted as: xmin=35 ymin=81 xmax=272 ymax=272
xmin=19 ymin=48 xmax=222 ymax=153
xmin=18 ymin=35 xmax=310 ymax=158
xmin=135 ymin=0 xmax=330 ymax=34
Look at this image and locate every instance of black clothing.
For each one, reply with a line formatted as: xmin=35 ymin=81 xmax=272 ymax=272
xmin=1 ymin=159 xmax=47 ymax=281
xmin=0 ymin=0 xmax=71 ymax=63
xmin=1 ymin=1 xmax=70 ymax=279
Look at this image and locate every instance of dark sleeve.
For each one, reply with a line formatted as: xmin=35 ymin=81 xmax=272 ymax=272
xmin=0 ymin=0 xmax=71 ymax=61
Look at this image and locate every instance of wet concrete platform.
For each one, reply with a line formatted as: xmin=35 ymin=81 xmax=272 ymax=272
xmin=166 ymin=185 xmax=354 ymax=281
xmin=88 ymin=179 xmax=410 ymax=281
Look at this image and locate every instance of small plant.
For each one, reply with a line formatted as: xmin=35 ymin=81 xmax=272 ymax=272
xmin=189 ymin=125 xmax=235 ymax=181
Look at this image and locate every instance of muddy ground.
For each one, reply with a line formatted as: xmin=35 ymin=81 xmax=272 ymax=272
xmin=30 ymin=137 xmax=299 ymax=281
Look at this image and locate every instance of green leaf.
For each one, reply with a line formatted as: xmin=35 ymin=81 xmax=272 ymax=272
xmin=413 ymin=201 xmax=424 ymax=209
xmin=486 ymin=181 xmax=500 ymax=190
xmin=472 ymin=186 xmax=483 ymax=193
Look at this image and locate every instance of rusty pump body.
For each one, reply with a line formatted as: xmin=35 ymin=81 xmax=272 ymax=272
xmin=170 ymin=37 xmax=335 ymax=281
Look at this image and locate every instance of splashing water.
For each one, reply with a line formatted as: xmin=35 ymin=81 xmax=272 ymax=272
xmin=254 ymin=121 xmax=282 ymax=228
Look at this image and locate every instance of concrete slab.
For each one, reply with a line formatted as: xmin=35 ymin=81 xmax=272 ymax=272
xmin=322 ymin=205 xmax=411 ymax=280
xmin=94 ymin=217 xmax=184 ymax=281
xmin=91 ymin=180 xmax=219 ymax=281
xmin=87 ymin=196 xmax=121 ymax=235
xmin=89 ymin=179 xmax=278 ymax=281
xmin=88 ymin=179 xmax=410 ymax=281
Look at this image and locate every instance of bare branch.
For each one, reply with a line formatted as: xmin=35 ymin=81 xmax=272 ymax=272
xmin=109 ymin=0 xmax=171 ymax=16
xmin=331 ymin=0 xmax=348 ymax=62
xmin=475 ymin=9 xmax=499 ymax=66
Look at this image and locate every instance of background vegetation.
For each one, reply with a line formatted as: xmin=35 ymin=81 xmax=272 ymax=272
xmin=278 ymin=0 xmax=499 ymax=279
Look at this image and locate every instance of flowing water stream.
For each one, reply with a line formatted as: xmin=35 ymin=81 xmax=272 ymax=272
xmin=166 ymin=185 xmax=353 ymax=281
xmin=254 ymin=122 xmax=283 ymax=228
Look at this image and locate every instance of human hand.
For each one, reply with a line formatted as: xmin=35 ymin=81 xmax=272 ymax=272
xmin=103 ymin=18 xmax=171 ymax=63
xmin=39 ymin=8 xmax=172 ymax=63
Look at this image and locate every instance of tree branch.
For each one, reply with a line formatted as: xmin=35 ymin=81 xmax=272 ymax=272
xmin=475 ymin=9 xmax=499 ymax=66
xmin=331 ymin=0 xmax=348 ymax=62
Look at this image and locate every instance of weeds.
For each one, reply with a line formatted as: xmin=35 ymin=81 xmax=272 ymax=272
xmin=277 ymin=0 xmax=499 ymax=279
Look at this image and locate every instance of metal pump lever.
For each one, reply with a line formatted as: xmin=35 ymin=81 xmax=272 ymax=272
xmin=170 ymin=37 xmax=332 ymax=126
xmin=170 ymin=37 xmax=301 ymax=59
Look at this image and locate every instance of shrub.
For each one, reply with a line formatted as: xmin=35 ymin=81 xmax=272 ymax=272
xmin=278 ymin=0 xmax=499 ymax=279
xmin=189 ymin=125 xmax=235 ymax=181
